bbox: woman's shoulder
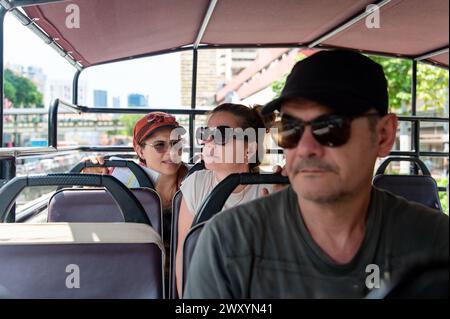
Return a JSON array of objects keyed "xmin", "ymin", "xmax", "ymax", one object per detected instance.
[
  {"xmin": 182, "ymin": 169, "xmax": 213, "ymax": 185},
  {"xmin": 180, "ymin": 169, "xmax": 213, "ymax": 214}
]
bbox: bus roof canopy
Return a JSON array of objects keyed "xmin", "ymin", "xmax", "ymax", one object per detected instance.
[{"xmin": 20, "ymin": 0, "xmax": 449, "ymax": 68}]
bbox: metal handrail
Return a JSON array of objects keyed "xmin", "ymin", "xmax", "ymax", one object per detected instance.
[
  {"xmin": 397, "ymin": 116, "xmax": 449, "ymax": 123},
  {"xmin": 48, "ymin": 99, "xmax": 209, "ymax": 148},
  {"xmin": 1, "ymin": 99, "xmax": 449, "ymax": 159}
]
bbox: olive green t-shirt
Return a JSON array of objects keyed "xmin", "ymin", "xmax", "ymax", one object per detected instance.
[{"xmin": 184, "ymin": 186, "xmax": 449, "ymax": 298}]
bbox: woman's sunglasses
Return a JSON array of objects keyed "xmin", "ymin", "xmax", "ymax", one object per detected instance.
[
  {"xmin": 271, "ymin": 112, "xmax": 379, "ymax": 148},
  {"xmin": 196, "ymin": 126, "xmax": 246, "ymax": 146},
  {"xmin": 143, "ymin": 139, "xmax": 183, "ymax": 153}
]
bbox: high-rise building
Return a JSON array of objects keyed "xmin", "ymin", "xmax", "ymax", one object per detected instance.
[
  {"xmin": 93, "ymin": 90, "xmax": 108, "ymax": 107},
  {"xmin": 112, "ymin": 96, "xmax": 121, "ymax": 108},
  {"xmin": 128, "ymin": 94, "xmax": 148, "ymax": 107},
  {"xmin": 180, "ymin": 49, "xmax": 258, "ymax": 107},
  {"xmin": 46, "ymin": 79, "xmax": 88, "ymax": 107},
  {"xmin": 26, "ymin": 66, "xmax": 47, "ymax": 95},
  {"xmin": 230, "ymin": 49, "xmax": 259, "ymax": 77}
]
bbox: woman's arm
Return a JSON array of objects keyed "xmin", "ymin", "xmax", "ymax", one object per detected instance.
[{"xmin": 176, "ymin": 198, "xmax": 195, "ymax": 297}]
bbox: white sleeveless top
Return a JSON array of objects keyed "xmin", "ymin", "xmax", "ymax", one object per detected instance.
[{"xmin": 180, "ymin": 170, "xmax": 273, "ymax": 216}]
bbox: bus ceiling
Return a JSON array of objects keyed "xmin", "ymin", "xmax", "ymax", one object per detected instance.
[{"xmin": 0, "ymin": 0, "xmax": 448, "ymax": 69}]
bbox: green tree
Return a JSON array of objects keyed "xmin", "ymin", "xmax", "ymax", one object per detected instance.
[
  {"xmin": 437, "ymin": 177, "xmax": 449, "ymax": 215},
  {"xmin": 369, "ymin": 57, "xmax": 412, "ymax": 112},
  {"xmin": 271, "ymin": 52, "xmax": 307, "ymax": 99},
  {"xmin": 370, "ymin": 57, "xmax": 449, "ymax": 115},
  {"xmin": 416, "ymin": 63, "xmax": 449, "ymax": 116},
  {"xmin": 4, "ymin": 81, "xmax": 16, "ymax": 103},
  {"xmin": 4, "ymin": 68, "xmax": 44, "ymax": 108},
  {"xmin": 119, "ymin": 114, "xmax": 142, "ymax": 136},
  {"xmin": 271, "ymin": 73, "xmax": 288, "ymax": 99}
]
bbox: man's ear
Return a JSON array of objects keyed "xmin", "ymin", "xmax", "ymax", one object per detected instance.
[{"xmin": 377, "ymin": 113, "xmax": 398, "ymax": 157}]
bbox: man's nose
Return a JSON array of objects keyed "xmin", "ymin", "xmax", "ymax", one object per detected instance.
[{"xmin": 293, "ymin": 126, "xmax": 324, "ymax": 158}]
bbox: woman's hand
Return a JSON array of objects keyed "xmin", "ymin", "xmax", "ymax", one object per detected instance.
[
  {"xmin": 80, "ymin": 156, "xmax": 109, "ymax": 174},
  {"xmin": 260, "ymin": 165, "xmax": 288, "ymax": 196}
]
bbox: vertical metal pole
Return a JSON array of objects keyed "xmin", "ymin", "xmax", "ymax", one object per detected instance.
[
  {"xmin": 0, "ymin": 8, "xmax": 16, "ymax": 221},
  {"xmin": 411, "ymin": 60, "xmax": 420, "ymax": 174},
  {"xmin": 0, "ymin": 7, "xmax": 6, "ymax": 148},
  {"xmin": 72, "ymin": 69, "xmax": 81, "ymax": 105},
  {"xmin": 48, "ymin": 99, "xmax": 59, "ymax": 147},
  {"xmin": 189, "ymin": 49, "xmax": 198, "ymax": 162},
  {"xmin": 0, "ymin": 157, "xmax": 16, "ymax": 222}
]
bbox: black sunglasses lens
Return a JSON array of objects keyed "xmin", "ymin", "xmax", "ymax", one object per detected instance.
[
  {"xmin": 272, "ymin": 114, "xmax": 353, "ymax": 148},
  {"xmin": 272, "ymin": 120, "xmax": 303, "ymax": 148},
  {"xmin": 311, "ymin": 116, "xmax": 351, "ymax": 147}
]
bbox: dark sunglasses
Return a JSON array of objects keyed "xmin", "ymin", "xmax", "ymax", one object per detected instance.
[
  {"xmin": 196, "ymin": 126, "xmax": 248, "ymax": 146},
  {"xmin": 143, "ymin": 139, "xmax": 183, "ymax": 153},
  {"xmin": 271, "ymin": 112, "xmax": 380, "ymax": 148}
]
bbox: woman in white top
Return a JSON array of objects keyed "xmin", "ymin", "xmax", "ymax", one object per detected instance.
[{"xmin": 176, "ymin": 103, "xmax": 275, "ymax": 296}]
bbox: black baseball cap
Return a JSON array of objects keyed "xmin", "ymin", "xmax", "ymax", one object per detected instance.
[{"xmin": 262, "ymin": 50, "xmax": 389, "ymax": 116}]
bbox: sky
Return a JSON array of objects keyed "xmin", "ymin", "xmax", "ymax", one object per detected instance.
[{"xmin": 4, "ymin": 13, "xmax": 182, "ymax": 108}]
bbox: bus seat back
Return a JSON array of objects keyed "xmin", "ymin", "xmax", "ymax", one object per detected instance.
[
  {"xmin": 48, "ymin": 188, "xmax": 163, "ymax": 235},
  {"xmin": 182, "ymin": 223, "xmax": 204, "ymax": 295},
  {"xmin": 0, "ymin": 223, "xmax": 164, "ymax": 299},
  {"xmin": 169, "ymin": 190, "xmax": 183, "ymax": 299}
]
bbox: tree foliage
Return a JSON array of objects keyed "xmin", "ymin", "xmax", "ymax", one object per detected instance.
[
  {"xmin": 4, "ymin": 81, "xmax": 16, "ymax": 103},
  {"xmin": 369, "ymin": 57, "xmax": 412, "ymax": 111},
  {"xmin": 4, "ymin": 69, "xmax": 44, "ymax": 108},
  {"xmin": 437, "ymin": 176, "xmax": 449, "ymax": 215},
  {"xmin": 271, "ymin": 53, "xmax": 307, "ymax": 99},
  {"xmin": 415, "ymin": 63, "xmax": 449, "ymax": 116},
  {"xmin": 119, "ymin": 114, "xmax": 142, "ymax": 137},
  {"xmin": 370, "ymin": 57, "xmax": 449, "ymax": 115}
]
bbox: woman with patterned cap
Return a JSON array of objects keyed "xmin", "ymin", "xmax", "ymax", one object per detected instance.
[{"xmin": 82, "ymin": 112, "xmax": 188, "ymax": 290}]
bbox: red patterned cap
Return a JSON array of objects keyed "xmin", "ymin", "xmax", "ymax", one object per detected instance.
[{"xmin": 133, "ymin": 112, "xmax": 180, "ymax": 148}]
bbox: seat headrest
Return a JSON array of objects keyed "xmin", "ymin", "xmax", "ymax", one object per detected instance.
[
  {"xmin": 373, "ymin": 175, "xmax": 442, "ymax": 211},
  {"xmin": 0, "ymin": 222, "xmax": 164, "ymax": 250},
  {"xmin": 47, "ymin": 188, "xmax": 162, "ymax": 235}
]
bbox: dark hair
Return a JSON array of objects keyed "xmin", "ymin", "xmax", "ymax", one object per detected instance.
[{"xmin": 209, "ymin": 103, "xmax": 275, "ymax": 172}]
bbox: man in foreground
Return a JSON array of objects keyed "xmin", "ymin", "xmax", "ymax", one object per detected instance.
[{"xmin": 183, "ymin": 50, "xmax": 449, "ymax": 298}]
